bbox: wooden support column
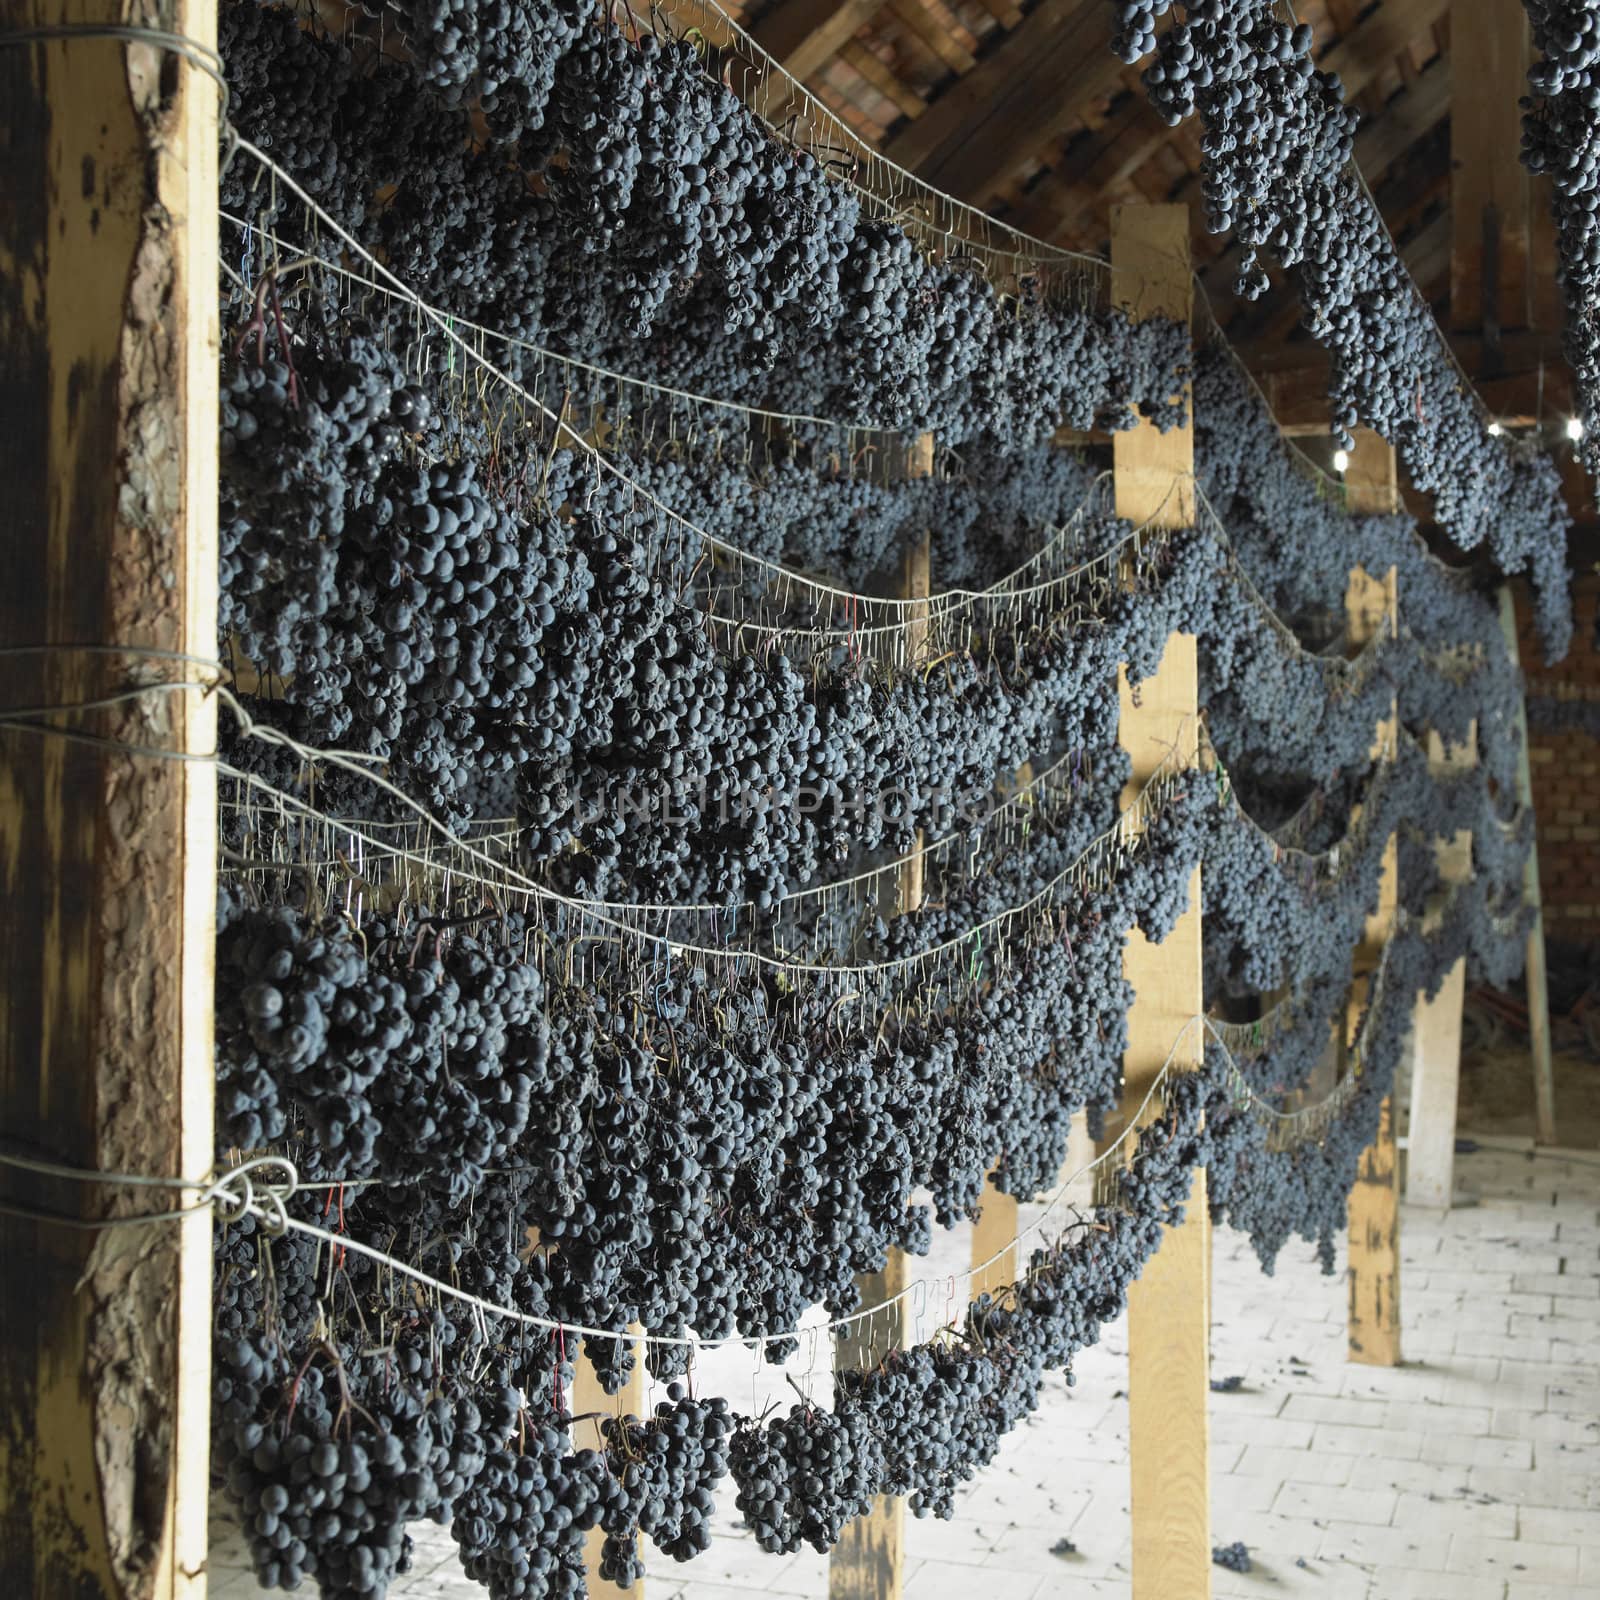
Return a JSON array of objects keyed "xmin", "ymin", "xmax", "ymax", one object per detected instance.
[
  {"xmin": 1348, "ymin": 1086, "xmax": 1402, "ymax": 1364},
  {"xmin": 971, "ymin": 1172, "xmax": 1018, "ymax": 1300},
  {"xmin": 828, "ymin": 1250, "xmax": 906, "ymax": 1600},
  {"xmin": 972, "ymin": 755, "xmax": 1027, "ymax": 1302},
  {"xmin": 829, "ymin": 432, "xmax": 932, "ymax": 1600},
  {"xmin": 1407, "ymin": 962, "xmax": 1468, "ymax": 1208},
  {"xmin": 1406, "ymin": 729, "xmax": 1477, "ymax": 1209},
  {"xmin": 1111, "ymin": 203, "xmax": 1210, "ymax": 1600},
  {"xmin": 1498, "ymin": 590, "xmax": 1558, "ymax": 1146},
  {"xmin": 1343, "ymin": 432, "xmax": 1402, "ymax": 1368},
  {"xmin": 0, "ymin": 7, "xmax": 219, "ymax": 1598},
  {"xmin": 575, "ymin": 1332, "xmax": 648, "ymax": 1597}
]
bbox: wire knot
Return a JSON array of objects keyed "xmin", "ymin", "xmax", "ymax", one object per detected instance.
[{"xmin": 201, "ymin": 1153, "xmax": 299, "ymax": 1236}]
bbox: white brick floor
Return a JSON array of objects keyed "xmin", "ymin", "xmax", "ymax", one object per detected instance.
[{"xmin": 210, "ymin": 1143, "xmax": 1600, "ymax": 1600}]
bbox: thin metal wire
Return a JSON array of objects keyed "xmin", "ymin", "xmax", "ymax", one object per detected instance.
[
  {"xmin": 215, "ymin": 701, "xmax": 1197, "ymax": 979},
  {"xmin": 227, "ymin": 142, "xmax": 1118, "ymax": 633},
  {"xmin": 646, "ymin": 0, "xmax": 1109, "ymax": 280},
  {"xmin": 220, "ymin": 731, "xmax": 1100, "ymax": 927},
  {"xmin": 0, "ymin": 965, "xmax": 1400, "ymax": 1346},
  {"xmin": 22, "ymin": 671, "xmax": 1166, "ymax": 985},
  {"xmin": 218, "ymin": 209, "xmax": 901, "ymax": 439}
]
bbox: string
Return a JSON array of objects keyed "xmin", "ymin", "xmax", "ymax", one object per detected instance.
[
  {"xmin": 0, "ymin": 951, "xmax": 1404, "ymax": 1351},
  {"xmin": 0, "ymin": 1025, "xmax": 1188, "ymax": 1347},
  {"xmin": 1209, "ymin": 728, "xmax": 1399, "ymax": 874},
  {"xmin": 1190, "ymin": 303, "xmax": 1481, "ymax": 599},
  {"xmin": 214, "ymin": 713, "xmax": 1197, "ymax": 979},
  {"xmin": 224, "ymin": 145, "xmax": 1136, "ymax": 639},
  {"xmin": 219, "ymin": 730, "xmax": 1101, "ymax": 926},
  {"xmin": 0, "ymin": 673, "xmax": 1195, "ymax": 977},
  {"xmin": 0, "ymin": 643, "xmax": 224, "ymax": 670},
  {"xmin": 0, "ymin": 1151, "xmax": 297, "ymax": 1234},
  {"xmin": 223, "ymin": 144, "xmax": 1482, "ymax": 667},
  {"xmin": 1269, "ymin": 0, "xmax": 1497, "ymax": 425},
  {"xmin": 646, "ymin": 0, "xmax": 1107, "ymax": 281},
  {"xmin": 217, "ymin": 208, "xmax": 899, "ymax": 439}
]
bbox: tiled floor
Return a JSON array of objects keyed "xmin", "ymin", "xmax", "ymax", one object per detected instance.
[{"xmin": 210, "ymin": 1141, "xmax": 1600, "ymax": 1600}]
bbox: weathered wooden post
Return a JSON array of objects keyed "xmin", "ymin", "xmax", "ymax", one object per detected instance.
[
  {"xmin": 0, "ymin": 6, "xmax": 220, "ymax": 1596},
  {"xmin": 1343, "ymin": 432, "xmax": 1402, "ymax": 1368},
  {"xmin": 1111, "ymin": 201, "xmax": 1211, "ymax": 1600},
  {"xmin": 828, "ymin": 430, "xmax": 933, "ymax": 1600}
]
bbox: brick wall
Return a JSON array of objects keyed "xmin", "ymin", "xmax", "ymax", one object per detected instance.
[{"xmin": 1516, "ymin": 574, "xmax": 1600, "ymax": 940}]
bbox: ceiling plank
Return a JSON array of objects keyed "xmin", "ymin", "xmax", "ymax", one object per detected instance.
[
  {"xmin": 882, "ymin": 0, "xmax": 1117, "ymax": 197},
  {"xmin": 751, "ymin": 0, "xmax": 888, "ymax": 81},
  {"xmin": 1015, "ymin": 89, "xmax": 1170, "ymax": 243},
  {"xmin": 1402, "ymin": 207, "xmax": 1453, "ymax": 299}
]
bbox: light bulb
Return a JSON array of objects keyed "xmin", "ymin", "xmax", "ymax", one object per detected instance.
[
  {"xmin": 1567, "ymin": 416, "xmax": 1585, "ymax": 440},
  {"xmin": 1487, "ymin": 421, "xmax": 1504, "ymax": 437},
  {"xmin": 1332, "ymin": 448, "xmax": 1350, "ymax": 474}
]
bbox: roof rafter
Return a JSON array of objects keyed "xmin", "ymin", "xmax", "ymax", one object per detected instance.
[
  {"xmin": 751, "ymin": 0, "xmax": 888, "ymax": 82},
  {"xmin": 882, "ymin": 0, "xmax": 1116, "ymax": 200}
]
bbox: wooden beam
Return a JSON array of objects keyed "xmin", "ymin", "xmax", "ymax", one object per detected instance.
[
  {"xmin": 839, "ymin": 39, "xmax": 927, "ymax": 120},
  {"xmin": 1347, "ymin": 1089, "xmax": 1403, "ymax": 1366},
  {"xmin": 0, "ymin": 5, "xmax": 219, "ymax": 1597},
  {"xmin": 1498, "ymin": 589, "xmax": 1557, "ymax": 1146},
  {"xmin": 884, "ymin": 0, "xmax": 975, "ymax": 76},
  {"xmin": 1406, "ymin": 960, "xmax": 1468, "ymax": 1207},
  {"xmin": 1450, "ymin": 0, "xmax": 1532, "ymax": 340},
  {"xmin": 829, "ymin": 1255, "xmax": 907, "ymax": 1600},
  {"xmin": 830, "ymin": 433, "xmax": 931, "ymax": 1600},
  {"xmin": 1343, "ymin": 434, "xmax": 1402, "ymax": 1369},
  {"xmin": 1406, "ymin": 727, "xmax": 1476, "ymax": 1209},
  {"xmin": 967, "ymin": 0, "xmax": 1022, "ymax": 28},
  {"xmin": 971, "ymin": 753, "xmax": 1031, "ymax": 1300},
  {"xmin": 971, "ymin": 1166, "xmax": 1018, "ymax": 1300},
  {"xmin": 752, "ymin": 0, "xmax": 887, "ymax": 82},
  {"xmin": 1319, "ymin": 0, "xmax": 1450, "ymax": 84},
  {"xmin": 883, "ymin": 0, "xmax": 1118, "ymax": 202},
  {"xmin": 574, "ymin": 1332, "xmax": 648, "ymax": 1598},
  {"xmin": 1112, "ymin": 203, "xmax": 1210, "ymax": 1600}
]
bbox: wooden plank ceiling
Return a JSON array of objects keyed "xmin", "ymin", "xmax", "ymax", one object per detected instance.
[{"xmin": 729, "ymin": 0, "xmax": 1576, "ymax": 443}]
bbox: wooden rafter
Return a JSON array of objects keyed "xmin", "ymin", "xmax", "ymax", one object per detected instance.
[
  {"xmin": 882, "ymin": 0, "xmax": 1116, "ymax": 197},
  {"xmin": 884, "ymin": 0, "xmax": 975, "ymax": 77},
  {"xmin": 752, "ymin": 0, "xmax": 888, "ymax": 82}
]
